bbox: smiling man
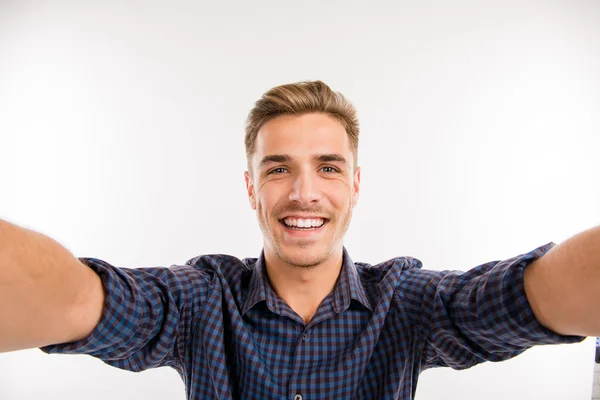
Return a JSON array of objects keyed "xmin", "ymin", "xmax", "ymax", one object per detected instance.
[
  {"xmin": 0, "ymin": 80, "xmax": 597, "ymax": 400},
  {"xmin": 244, "ymin": 110, "xmax": 360, "ymax": 325}
]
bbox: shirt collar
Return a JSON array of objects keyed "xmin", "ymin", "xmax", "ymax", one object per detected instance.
[{"xmin": 241, "ymin": 247, "xmax": 373, "ymax": 317}]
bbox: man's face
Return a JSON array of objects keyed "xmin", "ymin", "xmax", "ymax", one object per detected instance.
[{"xmin": 244, "ymin": 113, "xmax": 360, "ymax": 269}]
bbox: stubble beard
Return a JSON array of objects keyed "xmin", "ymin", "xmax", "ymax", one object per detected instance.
[{"xmin": 262, "ymin": 207, "xmax": 353, "ymax": 270}]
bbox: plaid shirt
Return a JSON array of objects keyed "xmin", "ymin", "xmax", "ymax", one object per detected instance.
[{"xmin": 41, "ymin": 242, "xmax": 584, "ymax": 399}]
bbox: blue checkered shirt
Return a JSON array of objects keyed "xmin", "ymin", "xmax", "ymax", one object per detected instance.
[{"xmin": 41, "ymin": 242, "xmax": 584, "ymax": 399}]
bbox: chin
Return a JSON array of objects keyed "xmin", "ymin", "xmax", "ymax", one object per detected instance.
[{"xmin": 276, "ymin": 243, "xmax": 332, "ymax": 269}]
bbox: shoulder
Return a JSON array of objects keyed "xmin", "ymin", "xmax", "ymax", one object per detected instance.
[
  {"xmin": 355, "ymin": 255, "xmax": 427, "ymax": 287},
  {"xmin": 355, "ymin": 255, "xmax": 464, "ymax": 304},
  {"xmin": 353, "ymin": 255, "xmax": 450, "ymax": 309},
  {"xmin": 183, "ymin": 253, "xmax": 257, "ymax": 291}
]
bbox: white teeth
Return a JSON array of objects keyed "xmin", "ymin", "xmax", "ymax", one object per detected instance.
[{"xmin": 283, "ymin": 217, "xmax": 325, "ymax": 228}]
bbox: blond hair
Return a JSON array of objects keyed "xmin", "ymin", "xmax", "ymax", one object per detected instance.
[{"xmin": 244, "ymin": 80, "xmax": 359, "ymax": 171}]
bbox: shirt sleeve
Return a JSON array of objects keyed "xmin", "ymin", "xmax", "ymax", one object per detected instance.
[
  {"xmin": 406, "ymin": 242, "xmax": 586, "ymax": 370},
  {"xmin": 39, "ymin": 257, "xmax": 215, "ymax": 373}
]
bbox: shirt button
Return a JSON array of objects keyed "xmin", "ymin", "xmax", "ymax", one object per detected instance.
[
  {"xmin": 301, "ymin": 333, "xmax": 308, "ymax": 341},
  {"xmin": 294, "ymin": 394, "xmax": 303, "ymax": 400}
]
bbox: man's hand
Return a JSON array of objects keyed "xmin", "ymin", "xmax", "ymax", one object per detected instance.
[
  {"xmin": 0, "ymin": 219, "xmax": 105, "ymax": 352},
  {"xmin": 524, "ymin": 225, "xmax": 600, "ymax": 337}
]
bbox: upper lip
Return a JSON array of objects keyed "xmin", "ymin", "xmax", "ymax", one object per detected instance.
[{"xmin": 280, "ymin": 215, "xmax": 328, "ymax": 220}]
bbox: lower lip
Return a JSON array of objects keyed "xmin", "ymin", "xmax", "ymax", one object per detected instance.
[{"xmin": 280, "ymin": 220, "xmax": 328, "ymax": 238}]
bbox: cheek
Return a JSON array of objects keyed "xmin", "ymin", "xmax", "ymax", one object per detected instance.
[
  {"xmin": 329, "ymin": 182, "xmax": 354, "ymax": 207},
  {"xmin": 255, "ymin": 192, "xmax": 275, "ymax": 218},
  {"xmin": 256, "ymin": 197, "xmax": 269, "ymax": 214},
  {"xmin": 258, "ymin": 183, "xmax": 286, "ymax": 210}
]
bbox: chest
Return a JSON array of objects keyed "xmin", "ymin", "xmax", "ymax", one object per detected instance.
[{"xmin": 184, "ymin": 295, "xmax": 422, "ymax": 400}]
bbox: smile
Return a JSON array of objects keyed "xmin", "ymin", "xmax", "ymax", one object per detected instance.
[
  {"xmin": 279, "ymin": 217, "xmax": 329, "ymax": 236},
  {"xmin": 282, "ymin": 217, "xmax": 326, "ymax": 229}
]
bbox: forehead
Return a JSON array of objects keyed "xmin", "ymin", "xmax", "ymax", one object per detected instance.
[{"xmin": 254, "ymin": 113, "xmax": 351, "ymax": 161}]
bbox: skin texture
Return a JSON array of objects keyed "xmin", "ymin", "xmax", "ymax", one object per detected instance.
[
  {"xmin": 244, "ymin": 112, "xmax": 360, "ymax": 323},
  {"xmin": 524, "ymin": 225, "xmax": 600, "ymax": 336}
]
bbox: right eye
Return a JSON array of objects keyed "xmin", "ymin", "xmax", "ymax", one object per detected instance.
[{"xmin": 269, "ymin": 167, "xmax": 288, "ymax": 175}]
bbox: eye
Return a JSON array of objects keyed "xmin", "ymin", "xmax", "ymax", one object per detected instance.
[
  {"xmin": 269, "ymin": 167, "xmax": 288, "ymax": 175},
  {"xmin": 321, "ymin": 166, "xmax": 339, "ymax": 173}
]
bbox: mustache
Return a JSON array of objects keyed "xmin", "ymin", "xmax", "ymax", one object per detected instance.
[{"xmin": 274, "ymin": 204, "xmax": 331, "ymax": 219}]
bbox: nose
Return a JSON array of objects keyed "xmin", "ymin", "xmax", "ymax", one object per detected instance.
[{"xmin": 288, "ymin": 170, "xmax": 321, "ymax": 205}]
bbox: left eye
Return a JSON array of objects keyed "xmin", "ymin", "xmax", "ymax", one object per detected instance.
[{"xmin": 322, "ymin": 166, "xmax": 338, "ymax": 173}]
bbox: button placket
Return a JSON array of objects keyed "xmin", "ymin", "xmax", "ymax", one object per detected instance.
[{"xmin": 293, "ymin": 394, "xmax": 303, "ymax": 400}]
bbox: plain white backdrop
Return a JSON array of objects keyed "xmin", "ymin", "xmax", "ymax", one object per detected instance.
[{"xmin": 1, "ymin": 0, "xmax": 599, "ymax": 399}]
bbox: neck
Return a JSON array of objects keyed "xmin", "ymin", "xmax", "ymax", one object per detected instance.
[{"xmin": 263, "ymin": 246, "xmax": 344, "ymax": 324}]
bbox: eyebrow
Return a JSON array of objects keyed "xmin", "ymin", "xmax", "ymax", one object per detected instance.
[{"xmin": 258, "ymin": 153, "xmax": 350, "ymax": 169}]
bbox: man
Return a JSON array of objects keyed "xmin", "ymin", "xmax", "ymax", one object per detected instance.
[{"xmin": 0, "ymin": 80, "xmax": 594, "ymax": 399}]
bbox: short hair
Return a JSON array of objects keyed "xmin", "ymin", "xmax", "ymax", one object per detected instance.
[{"xmin": 244, "ymin": 80, "xmax": 359, "ymax": 171}]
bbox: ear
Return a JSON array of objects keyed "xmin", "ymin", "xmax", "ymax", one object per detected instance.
[
  {"xmin": 352, "ymin": 166, "xmax": 361, "ymax": 208},
  {"xmin": 244, "ymin": 170, "xmax": 257, "ymax": 210}
]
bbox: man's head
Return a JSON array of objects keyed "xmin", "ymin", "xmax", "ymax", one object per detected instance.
[{"xmin": 244, "ymin": 80, "xmax": 361, "ymax": 269}]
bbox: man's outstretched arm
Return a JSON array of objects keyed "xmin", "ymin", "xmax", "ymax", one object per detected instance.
[
  {"xmin": 0, "ymin": 218, "xmax": 105, "ymax": 352},
  {"xmin": 525, "ymin": 225, "xmax": 600, "ymax": 337}
]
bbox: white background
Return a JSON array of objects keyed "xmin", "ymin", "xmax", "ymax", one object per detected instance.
[{"xmin": 1, "ymin": 0, "xmax": 599, "ymax": 399}]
